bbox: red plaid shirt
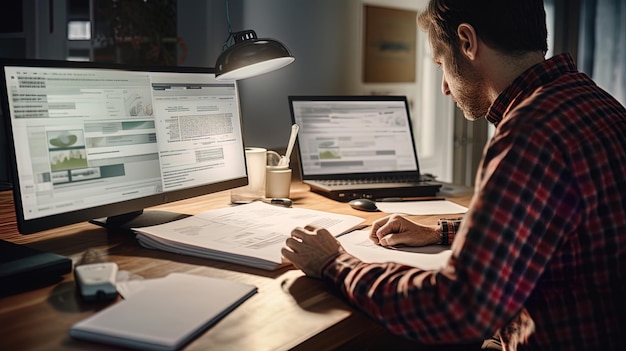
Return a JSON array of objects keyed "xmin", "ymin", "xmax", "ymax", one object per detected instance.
[{"xmin": 322, "ymin": 54, "xmax": 626, "ymax": 350}]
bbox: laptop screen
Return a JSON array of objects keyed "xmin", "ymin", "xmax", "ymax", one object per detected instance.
[{"xmin": 289, "ymin": 96, "xmax": 420, "ymax": 178}]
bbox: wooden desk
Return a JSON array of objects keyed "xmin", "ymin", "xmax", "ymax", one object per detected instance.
[{"xmin": 0, "ymin": 182, "xmax": 472, "ymax": 350}]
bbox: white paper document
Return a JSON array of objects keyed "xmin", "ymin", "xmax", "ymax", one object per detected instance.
[
  {"xmin": 375, "ymin": 200, "xmax": 468, "ymax": 216},
  {"xmin": 134, "ymin": 201, "xmax": 365, "ymax": 270},
  {"xmin": 70, "ymin": 273, "xmax": 257, "ymax": 351},
  {"xmin": 338, "ymin": 230, "xmax": 452, "ymax": 270}
]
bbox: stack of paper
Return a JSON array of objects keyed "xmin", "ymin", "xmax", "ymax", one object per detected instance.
[
  {"xmin": 70, "ymin": 273, "xmax": 257, "ymax": 351},
  {"xmin": 134, "ymin": 202, "xmax": 365, "ymax": 270}
]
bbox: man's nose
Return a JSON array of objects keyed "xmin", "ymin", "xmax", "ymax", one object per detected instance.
[{"xmin": 441, "ymin": 76, "xmax": 451, "ymax": 96}]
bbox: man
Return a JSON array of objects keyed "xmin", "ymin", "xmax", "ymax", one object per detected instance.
[{"xmin": 281, "ymin": 0, "xmax": 626, "ymax": 350}]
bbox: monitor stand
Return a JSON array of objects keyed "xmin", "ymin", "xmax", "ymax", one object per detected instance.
[{"xmin": 89, "ymin": 210, "xmax": 191, "ymax": 231}]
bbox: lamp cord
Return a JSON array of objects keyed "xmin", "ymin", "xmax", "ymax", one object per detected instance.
[{"xmin": 222, "ymin": 0, "xmax": 235, "ymax": 51}]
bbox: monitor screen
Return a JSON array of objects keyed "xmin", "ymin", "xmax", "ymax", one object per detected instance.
[{"xmin": 1, "ymin": 59, "xmax": 248, "ymax": 234}]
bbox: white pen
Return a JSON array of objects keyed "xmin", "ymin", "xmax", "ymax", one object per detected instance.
[{"xmin": 278, "ymin": 124, "xmax": 299, "ymax": 167}]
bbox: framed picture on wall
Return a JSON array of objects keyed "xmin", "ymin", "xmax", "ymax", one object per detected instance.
[{"xmin": 363, "ymin": 5, "xmax": 417, "ymax": 83}]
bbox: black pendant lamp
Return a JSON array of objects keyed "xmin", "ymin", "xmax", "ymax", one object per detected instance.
[{"xmin": 215, "ymin": 29, "xmax": 295, "ymax": 81}]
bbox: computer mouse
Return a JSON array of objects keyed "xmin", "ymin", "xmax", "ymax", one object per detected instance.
[{"xmin": 348, "ymin": 198, "xmax": 379, "ymax": 212}]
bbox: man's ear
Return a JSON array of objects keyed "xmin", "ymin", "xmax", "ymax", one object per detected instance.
[{"xmin": 457, "ymin": 23, "xmax": 478, "ymax": 60}]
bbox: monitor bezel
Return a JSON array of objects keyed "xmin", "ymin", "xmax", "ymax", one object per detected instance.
[{"xmin": 0, "ymin": 58, "xmax": 248, "ymax": 234}]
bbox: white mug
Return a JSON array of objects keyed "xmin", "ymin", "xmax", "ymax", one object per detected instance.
[{"xmin": 230, "ymin": 147, "xmax": 268, "ymax": 204}]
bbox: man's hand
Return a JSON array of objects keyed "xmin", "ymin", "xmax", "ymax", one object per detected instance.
[
  {"xmin": 281, "ymin": 225, "xmax": 345, "ymax": 278},
  {"xmin": 370, "ymin": 214, "xmax": 440, "ymax": 247}
]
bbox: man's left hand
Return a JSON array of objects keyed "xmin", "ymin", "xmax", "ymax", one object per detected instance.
[{"xmin": 282, "ymin": 225, "xmax": 345, "ymax": 278}]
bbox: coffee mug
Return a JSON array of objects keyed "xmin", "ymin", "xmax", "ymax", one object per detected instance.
[{"xmin": 230, "ymin": 147, "xmax": 268, "ymax": 204}]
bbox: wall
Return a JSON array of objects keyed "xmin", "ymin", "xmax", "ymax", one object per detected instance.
[
  {"xmin": 177, "ymin": 1, "xmax": 227, "ymax": 69},
  {"xmin": 238, "ymin": 0, "xmax": 351, "ymax": 149},
  {"xmin": 238, "ymin": 0, "xmax": 453, "ymax": 181}
]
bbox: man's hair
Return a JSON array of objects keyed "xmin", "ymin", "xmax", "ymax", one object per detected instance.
[{"xmin": 417, "ymin": 0, "xmax": 548, "ymax": 57}]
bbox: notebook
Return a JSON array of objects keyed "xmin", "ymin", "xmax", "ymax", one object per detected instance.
[
  {"xmin": 70, "ymin": 273, "xmax": 257, "ymax": 351},
  {"xmin": 288, "ymin": 96, "xmax": 441, "ymax": 202}
]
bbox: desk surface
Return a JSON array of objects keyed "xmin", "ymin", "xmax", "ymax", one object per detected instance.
[{"xmin": 0, "ymin": 182, "xmax": 472, "ymax": 351}]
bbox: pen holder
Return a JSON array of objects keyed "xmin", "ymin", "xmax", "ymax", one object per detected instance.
[
  {"xmin": 265, "ymin": 148, "xmax": 291, "ymax": 198},
  {"xmin": 266, "ymin": 165, "xmax": 292, "ymax": 199}
]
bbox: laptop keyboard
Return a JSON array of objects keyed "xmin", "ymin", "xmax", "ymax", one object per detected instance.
[{"xmin": 317, "ymin": 176, "xmax": 423, "ymax": 186}]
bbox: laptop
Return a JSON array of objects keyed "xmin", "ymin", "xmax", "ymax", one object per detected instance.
[{"xmin": 288, "ymin": 95, "xmax": 441, "ymax": 202}]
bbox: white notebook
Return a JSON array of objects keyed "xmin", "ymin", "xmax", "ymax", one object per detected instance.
[{"xmin": 70, "ymin": 273, "xmax": 257, "ymax": 351}]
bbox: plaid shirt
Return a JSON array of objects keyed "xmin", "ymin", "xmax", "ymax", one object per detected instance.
[{"xmin": 322, "ymin": 54, "xmax": 626, "ymax": 349}]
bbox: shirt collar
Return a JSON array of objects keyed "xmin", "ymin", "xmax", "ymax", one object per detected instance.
[{"xmin": 486, "ymin": 53, "xmax": 578, "ymax": 125}]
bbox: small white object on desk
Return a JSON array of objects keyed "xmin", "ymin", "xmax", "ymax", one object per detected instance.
[{"xmin": 74, "ymin": 262, "xmax": 119, "ymax": 301}]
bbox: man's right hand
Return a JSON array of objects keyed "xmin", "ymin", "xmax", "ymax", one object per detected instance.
[{"xmin": 370, "ymin": 214, "xmax": 441, "ymax": 247}]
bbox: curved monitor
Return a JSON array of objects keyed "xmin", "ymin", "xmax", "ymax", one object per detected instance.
[{"xmin": 1, "ymin": 59, "xmax": 248, "ymax": 234}]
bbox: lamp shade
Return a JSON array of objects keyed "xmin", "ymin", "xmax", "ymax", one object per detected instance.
[{"xmin": 215, "ymin": 30, "xmax": 295, "ymax": 81}]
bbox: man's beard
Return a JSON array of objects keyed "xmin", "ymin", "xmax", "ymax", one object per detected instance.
[{"xmin": 450, "ymin": 56, "xmax": 492, "ymax": 121}]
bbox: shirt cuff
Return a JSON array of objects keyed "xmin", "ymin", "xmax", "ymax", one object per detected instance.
[{"xmin": 437, "ymin": 218, "xmax": 462, "ymax": 245}]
